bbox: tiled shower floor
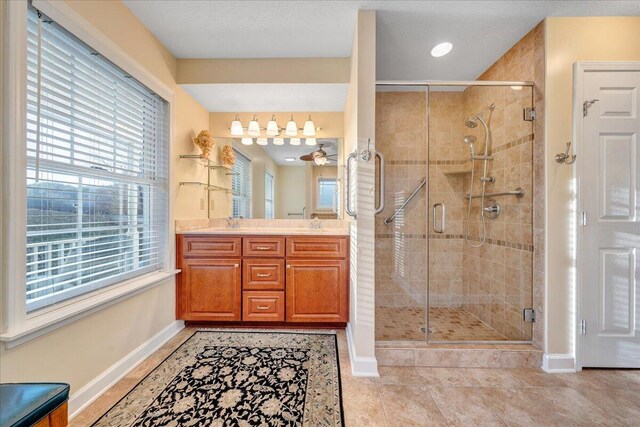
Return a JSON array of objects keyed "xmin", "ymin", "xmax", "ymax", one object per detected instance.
[{"xmin": 376, "ymin": 306, "xmax": 509, "ymax": 341}]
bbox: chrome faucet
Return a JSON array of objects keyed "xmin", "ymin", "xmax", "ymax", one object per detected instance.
[
  {"xmin": 227, "ymin": 216, "xmax": 241, "ymax": 229},
  {"xmin": 309, "ymin": 217, "xmax": 323, "ymax": 230}
]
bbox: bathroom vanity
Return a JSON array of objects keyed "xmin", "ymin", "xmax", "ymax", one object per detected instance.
[{"xmin": 176, "ymin": 229, "xmax": 349, "ymax": 326}]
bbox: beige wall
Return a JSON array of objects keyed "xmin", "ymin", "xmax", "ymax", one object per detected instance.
[
  {"xmin": 210, "ymin": 112, "xmax": 344, "ymax": 139},
  {"xmin": 178, "ymin": 57, "xmax": 350, "ymax": 84},
  {"xmin": 276, "ymin": 166, "xmax": 307, "ymax": 219},
  {"xmin": 0, "ymin": 0, "xmax": 210, "ymax": 398},
  {"xmin": 231, "ymin": 140, "xmax": 279, "ymax": 219},
  {"xmin": 544, "ymin": 17, "xmax": 640, "ymax": 354}
]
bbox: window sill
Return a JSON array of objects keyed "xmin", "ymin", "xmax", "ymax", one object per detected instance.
[{"xmin": 0, "ymin": 269, "xmax": 180, "ymax": 349}]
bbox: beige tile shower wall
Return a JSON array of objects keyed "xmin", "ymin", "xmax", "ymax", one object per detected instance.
[
  {"xmin": 427, "ymin": 91, "xmax": 466, "ymax": 308},
  {"xmin": 462, "ymin": 22, "xmax": 545, "ymax": 342},
  {"xmin": 375, "ymin": 92, "xmax": 428, "ymax": 310}
]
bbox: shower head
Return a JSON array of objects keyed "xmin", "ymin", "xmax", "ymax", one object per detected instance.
[
  {"xmin": 465, "ymin": 103, "xmax": 496, "ymax": 128},
  {"xmin": 465, "ymin": 119, "xmax": 478, "ymax": 128}
]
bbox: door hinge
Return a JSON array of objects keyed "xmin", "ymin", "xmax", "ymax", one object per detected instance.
[
  {"xmin": 523, "ymin": 107, "xmax": 535, "ymax": 121},
  {"xmin": 523, "ymin": 308, "xmax": 536, "ymax": 322},
  {"xmin": 581, "ymin": 211, "xmax": 587, "ymax": 226},
  {"xmin": 583, "ymin": 99, "xmax": 599, "ymax": 117},
  {"xmin": 580, "ymin": 319, "xmax": 587, "ymax": 335}
]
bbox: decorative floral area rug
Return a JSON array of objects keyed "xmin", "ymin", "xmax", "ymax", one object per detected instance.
[{"xmin": 93, "ymin": 330, "xmax": 344, "ymax": 426}]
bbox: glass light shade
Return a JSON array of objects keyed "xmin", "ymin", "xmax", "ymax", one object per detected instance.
[
  {"xmin": 314, "ymin": 155, "xmax": 327, "ymax": 166},
  {"xmin": 304, "ymin": 138, "xmax": 317, "ymax": 146},
  {"xmin": 285, "ymin": 116, "xmax": 298, "ymax": 136},
  {"xmin": 241, "ymin": 138, "xmax": 253, "ymax": 145},
  {"xmin": 303, "ymin": 115, "xmax": 316, "ymax": 136},
  {"xmin": 266, "ymin": 115, "xmax": 279, "ymax": 136},
  {"xmin": 256, "ymin": 138, "xmax": 268, "ymax": 146},
  {"xmin": 430, "ymin": 42, "xmax": 453, "ymax": 57},
  {"xmin": 230, "ymin": 116, "xmax": 244, "ymax": 136},
  {"xmin": 248, "ymin": 115, "xmax": 260, "ymax": 137},
  {"xmin": 273, "ymin": 138, "xmax": 284, "ymax": 145},
  {"xmin": 289, "ymin": 138, "xmax": 300, "ymax": 146}
]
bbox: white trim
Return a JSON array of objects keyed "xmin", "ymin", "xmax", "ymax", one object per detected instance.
[
  {"xmin": 542, "ymin": 353, "xmax": 576, "ymax": 373},
  {"xmin": 0, "ymin": 270, "xmax": 179, "ymax": 348},
  {"xmin": 346, "ymin": 323, "xmax": 379, "ymax": 377},
  {"xmin": 31, "ymin": 0, "xmax": 174, "ymax": 102},
  {"xmin": 572, "ymin": 61, "xmax": 640, "ymax": 370},
  {"xmin": 68, "ymin": 320, "xmax": 185, "ymax": 418}
]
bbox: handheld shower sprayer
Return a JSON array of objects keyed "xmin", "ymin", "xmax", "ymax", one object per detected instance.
[{"xmin": 463, "ymin": 135, "xmax": 476, "ymax": 157}]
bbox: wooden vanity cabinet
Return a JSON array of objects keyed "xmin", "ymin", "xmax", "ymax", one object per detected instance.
[{"xmin": 176, "ymin": 234, "xmax": 349, "ymax": 325}]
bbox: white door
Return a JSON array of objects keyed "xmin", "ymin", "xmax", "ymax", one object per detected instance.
[{"xmin": 579, "ymin": 66, "xmax": 640, "ymax": 368}]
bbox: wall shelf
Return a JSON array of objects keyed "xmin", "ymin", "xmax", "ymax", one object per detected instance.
[
  {"xmin": 443, "ymin": 169, "xmax": 472, "ymax": 176},
  {"xmin": 179, "ymin": 152, "xmax": 235, "ymax": 218},
  {"xmin": 179, "ymin": 181, "xmax": 233, "ymax": 193}
]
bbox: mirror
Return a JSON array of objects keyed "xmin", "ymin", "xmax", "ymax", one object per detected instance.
[{"xmin": 216, "ymin": 138, "xmax": 343, "ymax": 219}]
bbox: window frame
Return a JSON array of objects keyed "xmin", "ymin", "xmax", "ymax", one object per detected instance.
[
  {"xmin": 0, "ymin": 0, "xmax": 177, "ymax": 347},
  {"xmin": 231, "ymin": 149, "xmax": 252, "ymax": 219}
]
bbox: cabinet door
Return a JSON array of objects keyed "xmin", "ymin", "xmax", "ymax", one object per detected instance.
[
  {"xmin": 285, "ymin": 259, "xmax": 348, "ymax": 323},
  {"xmin": 179, "ymin": 258, "xmax": 241, "ymax": 321}
]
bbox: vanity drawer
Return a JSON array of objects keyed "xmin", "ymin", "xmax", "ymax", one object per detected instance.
[
  {"xmin": 286, "ymin": 237, "xmax": 348, "ymax": 259},
  {"xmin": 243, "ymin": 259, "xmax": 285, "ymax": 290},
  {"xmin": 242, "ymin": 291, "xmax": 285, "ymax": 321},
  {"xmin": 243, "ymin": 237, "xmax": 285, "ymax": 257},
  {"xmin": 180, "ymin": 236, "xmax": 241, "ymax": 258}
]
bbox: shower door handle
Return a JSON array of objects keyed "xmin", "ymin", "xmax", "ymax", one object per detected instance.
[
  {"xmin": 375, "ymin": 150, "xmax": 385, "ymax": 214},
  {"xmin": 345, "ymin": 152, "xmax": 357, "ymax": 218},
  {"xmin": 432, "ymin": 203, "xmax": 445, "ymax": 234}
]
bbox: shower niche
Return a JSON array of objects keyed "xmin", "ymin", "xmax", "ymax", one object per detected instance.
[{"xmin": 375, "ymin": 83, "xmax": 534, "ymax": 343}]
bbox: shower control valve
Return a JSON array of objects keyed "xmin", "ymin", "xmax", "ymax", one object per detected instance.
[
  {"xmin": 480, "ymin": 176, "xmax": 495, "ymax": 183},
  {"xmin": 482, "ymin": 200, "xmax": 500, "ymax": 219}
]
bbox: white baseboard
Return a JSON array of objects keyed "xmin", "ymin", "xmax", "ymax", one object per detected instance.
[
  {"xmin": 345, "ymin": 323, "xmax": 379, "ymax": 377},
  {"xmin": 542, "ymin": 353, "xmax": 576, "ymax": 373},
  {"xmin": 69, "ymin": 320, "xmax": 185, "ymax": 418}
]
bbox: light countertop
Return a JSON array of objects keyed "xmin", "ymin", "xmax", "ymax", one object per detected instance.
[{"xmin": 176, "ymin": 227, "xmax": 349, "ymax": 236}]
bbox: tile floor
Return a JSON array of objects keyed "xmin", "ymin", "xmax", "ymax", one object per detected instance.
[
  {"xmin": 376, "ymin": 306, "xmax": 509, "ymax": 341},
  {"xmin": 72, "ymin": 328, "xmax": 640, "ymax": 427}
]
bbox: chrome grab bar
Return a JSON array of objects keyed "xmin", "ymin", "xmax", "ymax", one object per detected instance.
[
  {"xmin": 383, "ymin": 178, "xmax": 426, "ymax": 225},
  {"xmin": 465, "ymin": 187, "xmax": 525, "ymax": 200},
  {"xmin": 432, "ymin": 203, "xmax": 445, "ymax": 234},
  {"xmin": 345, "ymin": 152, "xmax": 357, "ymax": 218},
  {"xmin": 375, "ymin": 151, "xmax": 385, "ymax": 214}
]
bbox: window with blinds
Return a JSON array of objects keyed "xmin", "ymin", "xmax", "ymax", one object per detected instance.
[
  {"xmin": 317, "ymin": 178, "xmax": 338, "ymax": 211},
  {"xmin": 265, "ymin": 172, "xmax": 274, "ymax": 219},
  {"xmin": 25, "ymin": 6, "xmax": 169, "ymax": 312},
  {"xmin": 232, "ymin": 149, "xmax": 251, "ymax": 218}
]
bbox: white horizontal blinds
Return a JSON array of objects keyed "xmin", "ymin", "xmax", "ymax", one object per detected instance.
[
  {"xmin": 265, "ymin": 172, "xmax": 274, "ymax": 219},
  {"xmin": 232, "ymin": 149, "xmax": 251, "ymax": 218},
  {"xmin": 25, "ymin": 6, "xmax": 169, "ymax": 312},
  {"xmin": 318, "ymin": 178, "xmax": 337, "ymax": 210}
]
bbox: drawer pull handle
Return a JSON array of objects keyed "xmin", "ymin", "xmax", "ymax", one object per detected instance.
[
  {"xmin": 256, "ymin": 273, "xmax": 271, "ymax": 277},
  {"xmin": 255, "ymin": 246, "xmax": 272, "ymax": 250},
  {"xmin": 286, "ymin": 265, "xmax": 291, "ymax": 269},
  {"xmin": 234, "ymin": 263, "xmax": 239, "ymax": 268},
  {"xmin": 256, "ymin": 305, "xmax": 271, "ymax": 310}
]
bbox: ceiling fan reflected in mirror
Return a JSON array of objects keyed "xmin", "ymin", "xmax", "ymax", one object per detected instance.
[{"xmin": 299, "ymin": 144, "xmax": 337, "ymax": 166}]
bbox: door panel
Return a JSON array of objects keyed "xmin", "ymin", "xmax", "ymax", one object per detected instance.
[
  {"xmin": 285, "ymin": 259, "xmax": 348, "ymax": 322},
  {"xmin": 580, "ymin": 68, "xmax": 640, "ymax": 367},
  {"xmin": 181, "ymin": 258, "xmax": 241, "ymax": 321}
]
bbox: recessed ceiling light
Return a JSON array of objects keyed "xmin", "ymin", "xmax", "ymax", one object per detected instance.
[
  {"xmin": 285, "ymin": 157, "xmax": 296, "ymax": 162},
  {"xmin": 430, "ymin": 42, "xmax": 453, "ymax": 58}
]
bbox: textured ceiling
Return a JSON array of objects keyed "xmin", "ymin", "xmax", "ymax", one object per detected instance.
[
  {"xmin": 180, "ymin": 84, "xmax": 348, "ymax": 112},
  {"xmin": 124, "ymin": 1, "xmax": 640, "ymax": 80}
]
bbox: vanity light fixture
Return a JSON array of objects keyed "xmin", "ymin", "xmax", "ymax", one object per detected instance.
[
  {"xmin": 290, "ymin": 138, "xmax": 301, "ymax": 146},
  {"xmin": 247, "ymin": 115, "xmax": 260, "ymax": 137},
  {"xmin": 266, "ymin": 114, "xmax": 279, "ymax": 136},
  {"xmin": 230, "ymin": 115, "xmax": 244, "ymax": 136},
  {"xmin": 273, "ymin": 138, "xmax": 284, "ymax": 145},
  {"xmin": 285, "ymin": 115, "xmax": 298, "ymax": 136},
  {"xmin": 303, "ymin": 114, "xmax": 316, "ymax": 136},
  {"xmin": 284, "ymin": 157, "xmax": 296, "ymax": 162},
  {"xmin": 256, "ymin": 138, "xmax": 268, "ymax": 146},
  {"xmin": 430, "ymin": 42, "xmax": 453, "ymax": 58},
  {"xmin": 241, "ymin": 137, "xmax": 253, "ymax": 145},
  {"xmin": 305, "ymin": 138, "xmax": 317, "ymax": 146}
]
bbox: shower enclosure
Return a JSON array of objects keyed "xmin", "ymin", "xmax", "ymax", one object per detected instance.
[{"xmin": 375, "ymin": 81, "xmax": 534, "ymax": 343}]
